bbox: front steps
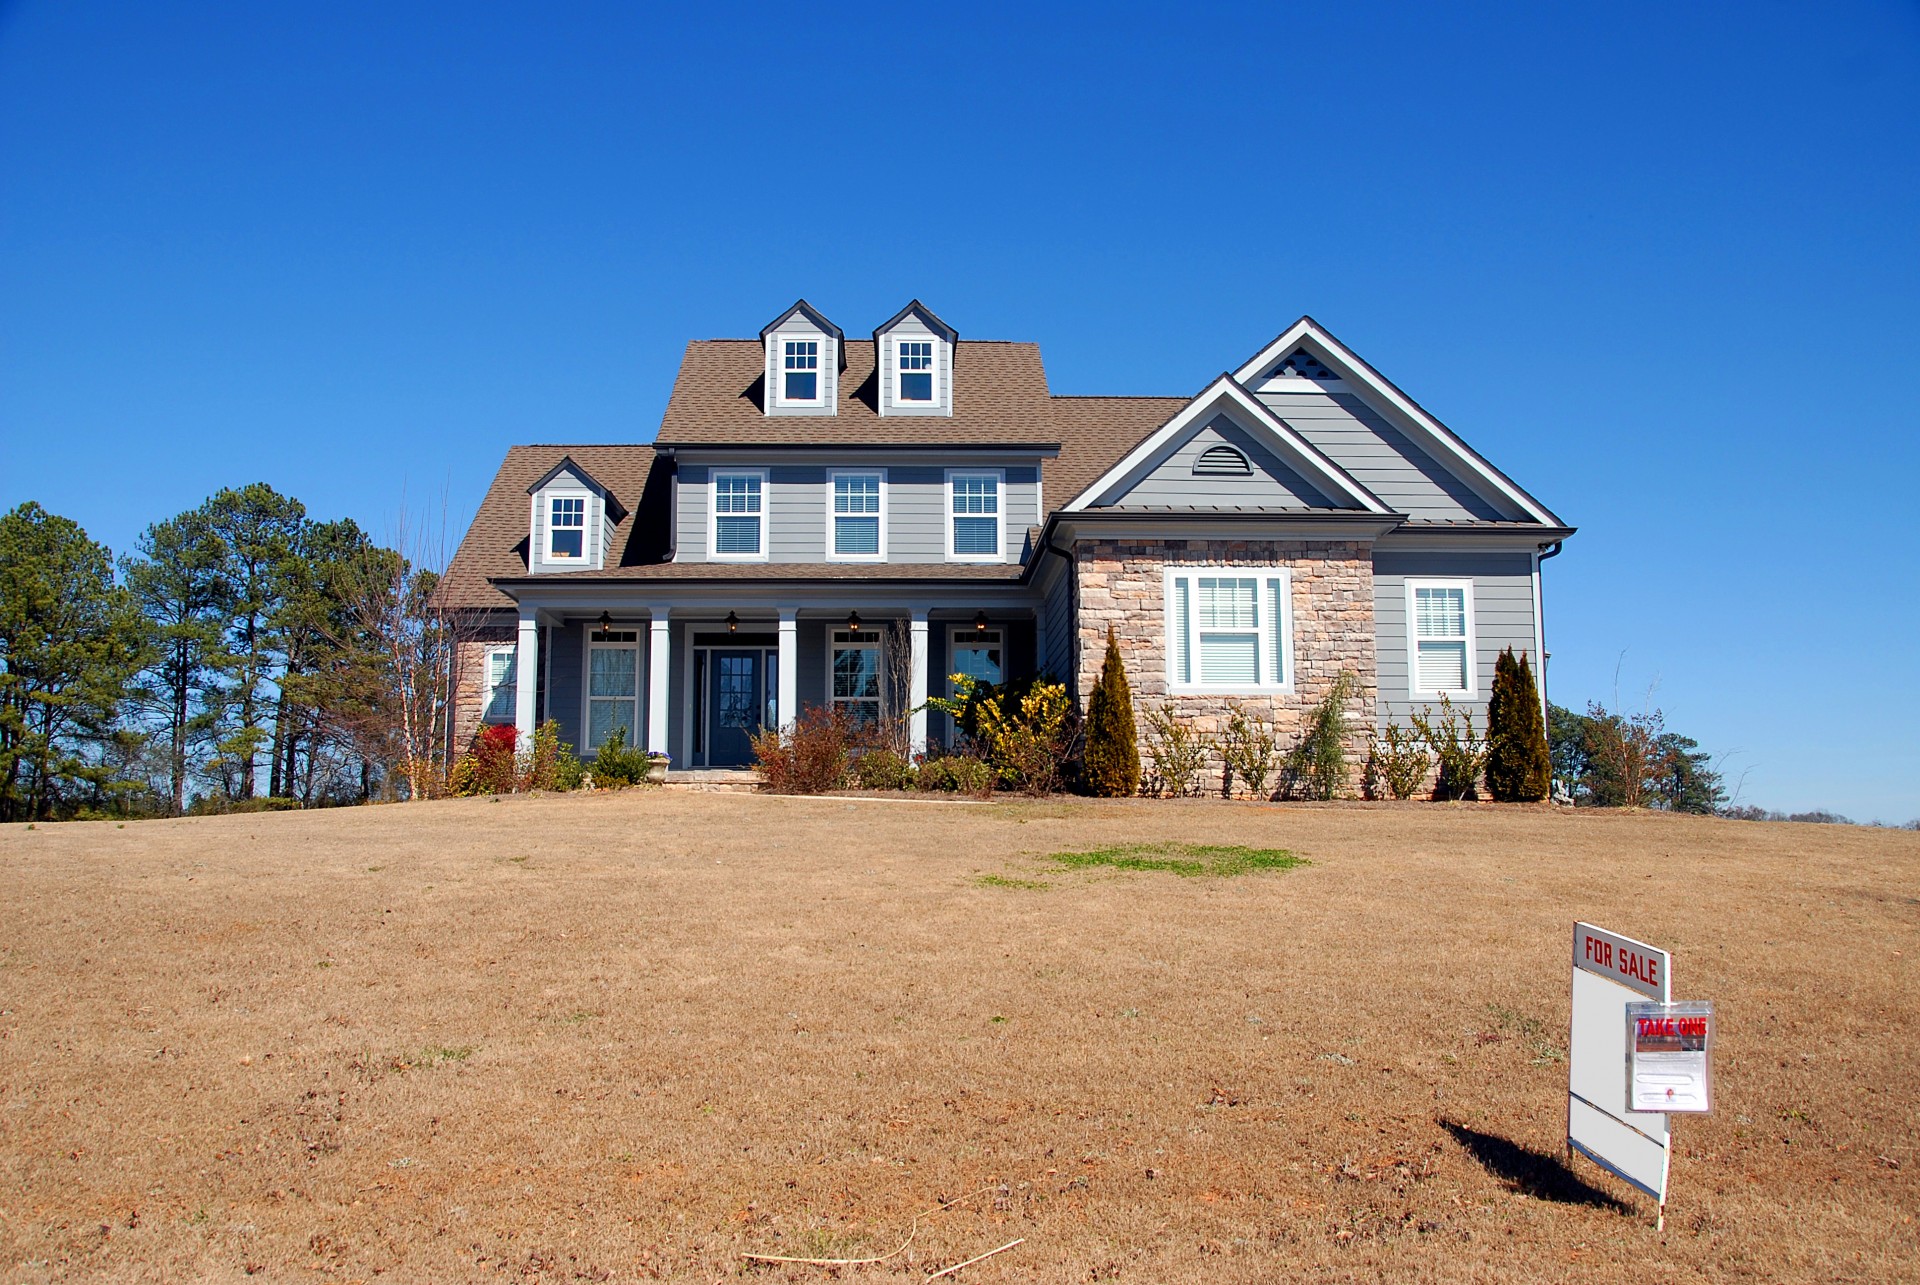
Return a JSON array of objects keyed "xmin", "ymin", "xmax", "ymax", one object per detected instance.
[{"xmin": 663, "ymin": 768, "xmax": 760, "ymax": 792}]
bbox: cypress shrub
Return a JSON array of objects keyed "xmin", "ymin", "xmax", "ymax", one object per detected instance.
[
  {"xmin": 1083, "ymin": 626, "xmax": 1141, "ymax": 797},
  {"xmin": 1486, "ymin": 648, "xmax": 1551, "ymax": 801}
]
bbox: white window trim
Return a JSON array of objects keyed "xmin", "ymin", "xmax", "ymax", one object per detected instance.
[
  {"xmin": 892, "ymin": 336, "xmax": 939, "ymax": 407},
  {"xmin": 708, "ymin": 468, "xmax": 770, "ymax": 562},
  {"xmin": 1405, "ymin": 578, "xmax": 1477, "ymax": 699},
  {"xmin": 825, "ymin": 469, "xmax": 887, "ymax": 562},
  {"xmin": 1163, "ymin": 565, "xmax": 1295, "ymax": 695},
  {"xmin": 774, "ymin": 335, "xmax": 826, "ymax": 407},
  {"xmin": 582, "ymin": 629, "xmax": 643, "ymax": 753},
  {"xmin": 481, "ymin": 644, "xmax": 518, "ymax": 724},
  {"xmin": 825, "ymin": 626, "xmax": 883, "ymax": 720},
  {"xmin": 945, "ymin": 468, "xmax": 1006, "ymax": 563},
  {"xmin": 543, "ymin": 489, "xmax": 591, "ymax": 563},
  {"xmin": 948, "ymin": 626, "xmax": 1005, "ymax": 694}
]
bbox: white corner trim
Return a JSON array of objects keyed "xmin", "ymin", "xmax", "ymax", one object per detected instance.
[
  {"xmin": 1233, "ymin": 319, "xmax": 1557, "ymax": 525},
  {"xmin": 707, "ymin": 467, "xmax": 770, "ymax": 562},
  {"xmin": 944, "ymin": 467, "xmax": 1007, "ymax": 563},
  {"xmin": 1062, "ymin": 376, "xmax": 1388, "ymax": 515},
  {"xmin": 825, "ymin": 468, "xmax": 888, "ymax": 562},
  {"xmin": 1404, "ymin": 577, "xmax": 1478, "ymax": 700}
]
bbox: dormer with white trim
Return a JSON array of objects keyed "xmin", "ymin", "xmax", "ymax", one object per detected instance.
[
  {"xmin": 874, "ymin": 300, "xmax": 957, "ymax": 417},
  {"xmin": 761, "ymin": 300, "xmax": 844, "ymax": 416},
  {"xmin": 527, "ymin": 456, "xmax": 625, "ymax": 573}
]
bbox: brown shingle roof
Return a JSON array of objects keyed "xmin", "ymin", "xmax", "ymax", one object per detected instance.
[
  {"xmin": 439, "ymin": 445, "xmax": 665, "ymax": 611},
  {"xmin": 656, "ymin": 339, "xmax": 1057, "ymax": 445},
  {"xmin": 1044, "ymin": 394, "xmax": 1186, "ymax": 511}
]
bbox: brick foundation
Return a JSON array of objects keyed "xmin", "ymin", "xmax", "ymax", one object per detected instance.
[{"xmin": 1073, "ymin": 538, "xmax": 1378, "ymax": 796}]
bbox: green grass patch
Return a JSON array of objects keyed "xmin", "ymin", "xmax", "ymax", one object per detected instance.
[
  {"xmin": 1048, "ymin": 843, "xmax": 1306, "ymax": 878},
  {"xmin": 973, "ymin": 873, "xmax": 1052, "ymax": 890}
]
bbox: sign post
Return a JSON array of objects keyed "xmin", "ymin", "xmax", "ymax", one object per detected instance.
[{"xmin": 1567, "ymin": 923, "xmax": 1680, "ymax": 1227}]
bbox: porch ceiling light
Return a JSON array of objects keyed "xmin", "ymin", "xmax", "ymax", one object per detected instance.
[
  {"xmin": 598, "ymin": 611, "xmax": 612, "ymax": 637},
  {"xmin": 847, "ymin": 610, "xmax": 863, "ymax": 633},
  {"xmin": 726, "ymin": 610, "xmax": 739, "ymax": 633},
  {"xmin": 973, "ymin": 611, "xmax": 989, "ymax": 632}
]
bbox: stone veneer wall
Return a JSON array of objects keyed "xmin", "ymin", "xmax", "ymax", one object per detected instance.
[
  {"xmin": 1073, "ymin": 538, "xmax": 1378, "ymax": 794},
  {"xmin": 451, "ymin": 626, "xmax": 516, "ymax": 752}
]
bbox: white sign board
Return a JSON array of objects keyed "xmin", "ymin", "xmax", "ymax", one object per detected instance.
[
  {"xmin": 1627, "ymin": 1001, "xmax": 1714, "ymax": 1114},
  {"xmin": 1568, "ymin": 923, "xmax": 1671, "ymax": 1202}
]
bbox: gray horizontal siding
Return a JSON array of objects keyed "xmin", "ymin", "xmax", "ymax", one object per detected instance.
[
  {"xmin": 676, "ymin": 461, "xmax": 1038, "ymax": 565},
  {"xmin": 877, "ymin": 314, "xmax": 951, "ymax": 416},
  {"xmin": 1373, "ymin": 550, "xmax": 1537, "ymax": 727},
  {"xmin": 1259, "ymin": 391, "xmax": 1507, "ymax": 521},
  {"xmin": 1106, "ymin": 415, "xmax": 1333, "ymax": 509}
]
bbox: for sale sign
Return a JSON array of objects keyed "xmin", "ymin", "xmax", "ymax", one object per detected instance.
[
  {"xmin": 1626, "ymin": 1001, "xmax": 1714, "ymax": 1114},
  {"xmin": 1568, "ymin": 923, "xmax": 1671, "ymax": 1202}
]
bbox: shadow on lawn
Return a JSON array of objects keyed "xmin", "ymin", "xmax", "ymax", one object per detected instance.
[{"xmin": 1439, "ymin": 1119, "xmax": 1632, "ymax": 1212}]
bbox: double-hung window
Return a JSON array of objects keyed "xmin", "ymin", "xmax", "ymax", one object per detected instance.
[
  {"xmin": 1407, "ymin": 580, "xmax": 1474, "ymax": 696},
  {"xmin": 896, "ymin": 339, "xmax": 934, "ymax": 403},
  {"xmin": 829, "ymin": 471, "xmax": 884, "ymax": 559},
  {"xmin": 548, "ymin": 496, "xmax": 585, "ymax": 560},
  {"xmin": 829, "ymin": 629, "xmax": 881, "ymax": 727},
  {"xmin": 781, "ymin": 339, "xmax": 821, "ymax": 403},
  {"xmin": 711, "ymin": 471, "xmax": 766, "ymax": 559},
  {"xmin": 483, "ymin": 646, "xmax": 517, "ymax": 723},
  {"xmin": 1164, "ymin": 568, "xmax": 1293, "ymax": 693},
  {"xmin": 947, "ymin": 470, "xmax": 1002, "ymax": 560}
]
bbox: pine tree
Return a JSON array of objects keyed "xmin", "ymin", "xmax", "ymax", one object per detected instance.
[
  {"xmin": 1486, "ymin": 647, "xmax": 1550, "ymax": 801},
  {"xmin": 1083, "ymin": 626, "xmax": 1140, "ymax": 797}
]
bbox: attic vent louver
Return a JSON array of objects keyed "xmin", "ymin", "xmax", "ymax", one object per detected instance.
[
  {"xmin": 1273, "ymin": 349, "xmax": 1337, "ymax": 381},
  {"xmin": 1194, "ymin": 444, "xmax": 1253, "ymax": 476}
]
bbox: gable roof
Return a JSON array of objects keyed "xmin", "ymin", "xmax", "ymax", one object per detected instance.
[
  {"xmin": 440, "ymin": 445, "xmax": 666, "ymax": 611},
  {"xmin": 758, "ymin": 298, "xmax": 844, "ymax": 342},
  {"xmin": 1062, "ymin": 374, "xmax": 1392, "ymax": 514},
  {"xmin": 873, "ymin": 299, "xmax": 958, "ymax": 342},
  {"xmin": 1235, "ymin": 316, "xmax": 1562, "ymax": 525},
  {"xmin": 655, "ymin": 338, "xmax": 1056, "ymax": 447},
  {"xmin": 525, "ymin": 455, "xmax": 630, "ymax": 522}
]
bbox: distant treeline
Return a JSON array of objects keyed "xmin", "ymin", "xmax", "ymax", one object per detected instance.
[{"xmin": 0, "ymin": 489, "xmax": 466, "ymax": 822}]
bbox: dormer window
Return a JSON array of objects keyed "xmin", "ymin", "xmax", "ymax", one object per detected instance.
[
  {"xmin": 548, "ymin": 496, "xmax": 585, "ymax": 560},
  {"xmin": 874, "ymin": 300, "xmax": 957, "ymax": 417},
  {"xmin": 896, "ymin": 340, "xmax": 934, "ymax": 402},
  {"xmin": 782, "ymin": 340, "xmax": 821, "ymax": 404}
]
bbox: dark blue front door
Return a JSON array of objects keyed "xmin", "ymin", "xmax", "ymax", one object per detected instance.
[{"xmin": 707, "ymin": 650, "xmax": 764, "ymax": 766}]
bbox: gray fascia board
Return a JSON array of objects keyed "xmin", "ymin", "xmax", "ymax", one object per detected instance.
[
  {"xmin": 1374, "ymin": 524, "xmax": 1576, "ymax": 552},
  {"xmin": 655, "ymin": 442, "xmax": 1060, "ymax": 457},
  {"xmin": 489, "ymin": 581, "xmax": 1043, "ymax": 612},
  {"xmin": 1046, "ymin": 510, "xmax": 1407, "ymax": 546}
]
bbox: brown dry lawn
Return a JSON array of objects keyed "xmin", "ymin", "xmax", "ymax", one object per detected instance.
[{"xmin": 1, "ymin": 792, "xmax": 1916, "ymax": 1283}]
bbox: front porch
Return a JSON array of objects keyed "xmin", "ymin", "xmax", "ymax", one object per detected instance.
[{"xmin": 489, "ymin": 595, "xmax": 1046, "ymax": 770}]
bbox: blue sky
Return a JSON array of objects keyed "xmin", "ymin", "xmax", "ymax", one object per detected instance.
[{"xmin": 2, "ymin": 2, "xmax": 1916, "ymax": 819}]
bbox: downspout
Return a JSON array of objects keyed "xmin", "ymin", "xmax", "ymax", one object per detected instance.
[
  {"xmin": 1038, "ymin": 529, "xmax": 1077, "ymax": 696},
  {"xmin": 1534, "ymin": 540, "xmax": 1563, "ymax": 719},
  {"xmin": 660, "ymin": 448, "xmax": 679, "ymax": 562}
]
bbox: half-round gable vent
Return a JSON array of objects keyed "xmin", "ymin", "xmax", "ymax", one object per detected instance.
[
  {"xmin": 1193, "ymin": 444, "xmax": 1253, "ymax": 476},
  {"xmin": 1273, "ymin": 349, "xmax": 1336, "ymax": 381}
]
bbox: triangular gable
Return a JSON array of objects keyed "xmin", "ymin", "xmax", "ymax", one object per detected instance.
[
  {"xmin": 1062, "ymin": 375, "xmax": 1391, "ymax": 514},
  {"xmin": 873, "ymin": 298, "xmax": 958, "ymax": 343},
  {"xmin": 1233, "ymin": 317, "xmax": 1561, "ymax": 525},
  {"xmin": 526, "ymin": 455, "xmax": 627, "ymax": 521},
  {"xmin": 758, "ymin": 298, "xmax": 846, "ymax": 342}
]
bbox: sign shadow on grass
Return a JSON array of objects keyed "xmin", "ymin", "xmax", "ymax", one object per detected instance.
[{"xmin": 1438, "ymin": 1119, "xmax": 1631, "ymax": 1212}]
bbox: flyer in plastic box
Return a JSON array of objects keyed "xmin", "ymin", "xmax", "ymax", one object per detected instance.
[{"xmin": 1624, "ymin": 1000, "xmax": 1714, "ymax": 1114}]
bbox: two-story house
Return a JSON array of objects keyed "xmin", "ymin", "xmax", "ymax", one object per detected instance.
[{"xmin": 439, "ymin": 301, "xmax": 1572, "ymax": 775}]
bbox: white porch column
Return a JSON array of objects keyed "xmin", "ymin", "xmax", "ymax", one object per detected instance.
[
  {"xmin": 513, "ymin": 608, "xmax": 540, "ymax": 743},
  {"xmin": 777, "ymin": 607, "xmax": 799, "ymax": 733},
  {"xmin": 646, "ymin": 607, "xmax": 671, "ymax": 756},
  {"xmin": 908, "ymin": 610, "xmax": 929, "ymax": 757}
]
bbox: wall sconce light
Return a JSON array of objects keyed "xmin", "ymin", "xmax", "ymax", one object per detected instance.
[
  {"xmin": 973, "ymin": 611, "xmax": 989, "ymax": 632},
  {"xmin": 598, "ymin": 611, "xmax": 612, "ymax": 637},
  {"xmin": 847, "ymin": 610, "xmax": 863, "ymax": 633},
  {"xmin": 726, "ymin": 610, "xmax": 739, "ymax": 633}
]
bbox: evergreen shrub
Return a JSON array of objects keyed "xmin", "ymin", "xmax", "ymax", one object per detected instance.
[{"xmin": 1083, "ymin": 627, "xmax": 1141, "ymax": 797}]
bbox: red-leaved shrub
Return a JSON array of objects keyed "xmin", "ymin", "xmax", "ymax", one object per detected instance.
[{"xmin": 749, "ymin": 707, "xmax": 857, "ymax": 794}]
